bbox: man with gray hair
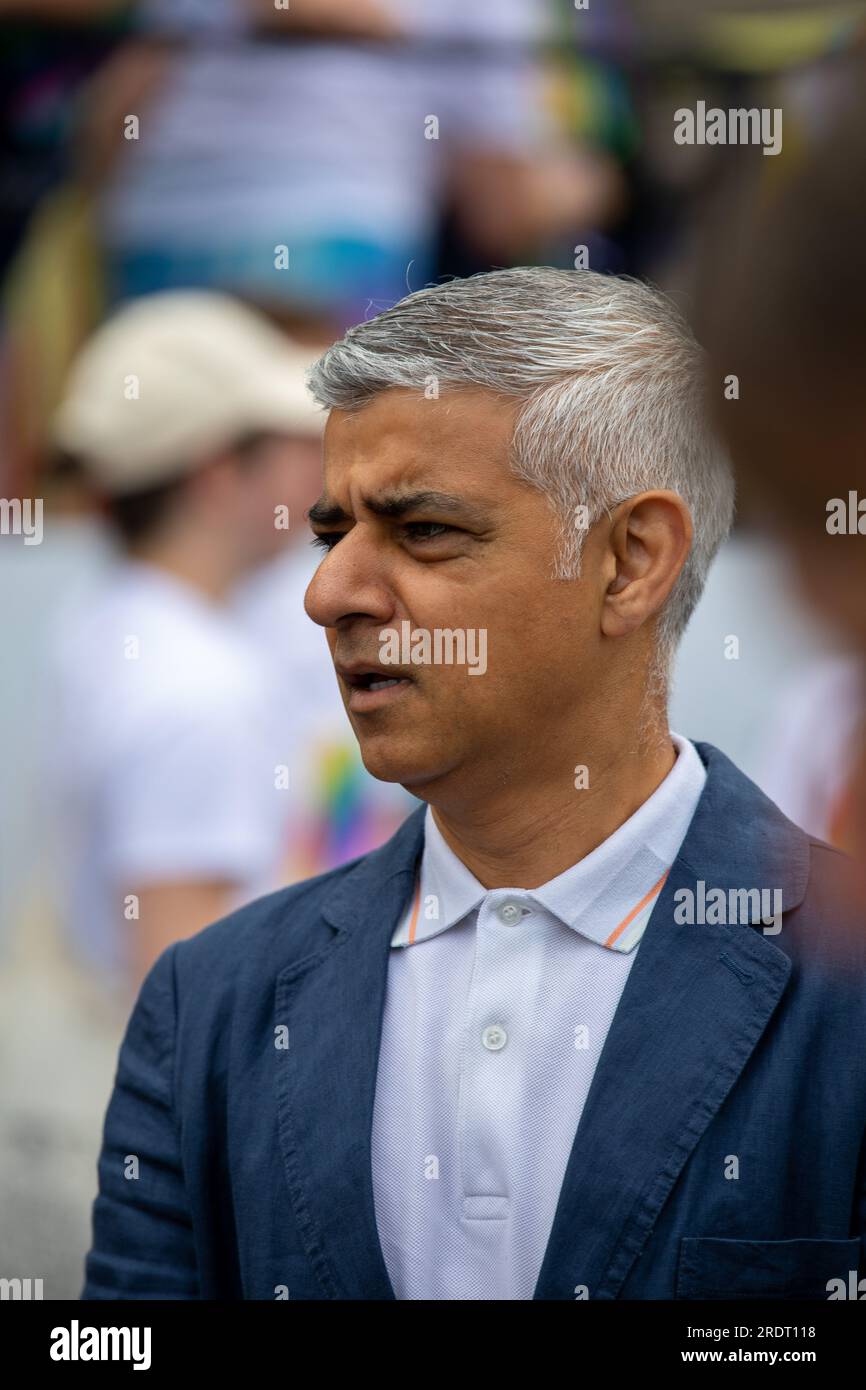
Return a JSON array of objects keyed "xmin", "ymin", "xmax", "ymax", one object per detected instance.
[{"xmin": 83, "ymin": 268, "xmax": 866, "ymax": 1302}]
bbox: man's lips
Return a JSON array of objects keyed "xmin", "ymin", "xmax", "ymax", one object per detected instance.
[
  {"xmin": 335, "ymin": 660, "xmax": 416, "ymax": 711},
  {"xmin": 335, "ymin": 660, "xmax": 416, "ymax": 692}
]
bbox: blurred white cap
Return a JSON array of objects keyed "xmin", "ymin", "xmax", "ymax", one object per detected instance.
[{"xmin": 51, "ymin": 290, "xmax": 327, "ymax": 494}]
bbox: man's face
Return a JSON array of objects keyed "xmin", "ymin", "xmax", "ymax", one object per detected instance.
[{"xmin": 303, "ymin": 387, "xmax": 608, "ymax": 803}]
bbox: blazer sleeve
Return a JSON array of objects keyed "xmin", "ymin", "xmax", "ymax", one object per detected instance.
[{"xmin": 81, "ymin": 943, "xmax": 200, "ymax": 1298}]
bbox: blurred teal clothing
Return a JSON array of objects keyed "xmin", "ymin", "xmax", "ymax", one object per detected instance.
[{"xmin": 106, "ymin": 235, "xmax": 436, "ymax": 328}]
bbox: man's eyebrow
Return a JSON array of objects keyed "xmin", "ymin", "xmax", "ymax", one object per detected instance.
[
  {"xmin": 307, "ymin": 498, "xmax": 350, "ymax": 527},
  {"xmin": 308, "ymin": 490, "xmax": 491, "ymax": 528},
  {"xmin": 364, "ymin": 490, "xmax": 480, "ymax": 521}
]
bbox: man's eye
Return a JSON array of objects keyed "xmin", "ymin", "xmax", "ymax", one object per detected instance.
[
  {"xmin": 310, "ymin": 532, "xmax": 343, "ymax": 552},
  {"xmin": 402, "ymin": 522, "xmax": 453, "ymax": 542},
  {"xmin": 311, "ymin": 522, "xmax": 454, "ymax": 552}
]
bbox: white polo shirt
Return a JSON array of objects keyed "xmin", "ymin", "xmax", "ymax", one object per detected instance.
[{"xmin": 370, "ymin": 732, "xmax": 707, "ymax": 1300}]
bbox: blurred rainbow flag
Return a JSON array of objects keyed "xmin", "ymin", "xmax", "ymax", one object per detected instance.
[{"xmin": 284, "ymin": 738, "xmax": 417, "ymax": 882}]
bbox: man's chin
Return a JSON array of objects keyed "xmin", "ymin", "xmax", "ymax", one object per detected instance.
[{"xmin": 355, "ymin": 736, "xmax": 450, "ymax": 793}]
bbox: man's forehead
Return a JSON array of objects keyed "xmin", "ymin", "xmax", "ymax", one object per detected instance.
[
  {"xmin": 319, "ymin": 388, "xmax": 515, "ymax": 501},
  {"xmin": 323, "ymin": 385, "xmax": 515, "ymax": 453},
  {"xmin": 317, "ymin": 449, "xmax": 472, "ymax": 509}
]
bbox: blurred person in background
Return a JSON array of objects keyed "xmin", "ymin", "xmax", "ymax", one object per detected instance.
[
  {"xmin": 46, "ymin": 290, "xmax": 324, "ymax": 996},
  {"xmin": 83, "ymin": 0, "xmax": 621, "ymax": 335},
  {"xmin": 632, "ymin": 16, "xmax": 866, "ymax": 849},
  {"xmin": 697, "ymin": 59, "xmax": 866, "ymax": 886}
]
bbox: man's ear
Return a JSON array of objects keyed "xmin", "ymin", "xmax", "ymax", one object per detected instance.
[{"xmin": 600, "ymin": 490, "xmax": 693, "ymax": 640}]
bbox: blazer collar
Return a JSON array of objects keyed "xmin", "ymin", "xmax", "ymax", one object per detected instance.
[{"xmin": 274, "ymin": 741, "xmax": 809, "ymax": 1299}]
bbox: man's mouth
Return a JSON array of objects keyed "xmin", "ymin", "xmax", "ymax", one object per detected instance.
[
  {"xmin": 366, "ymin": 676, "xmax": 403, "ymax": 692},
  {"xmin": 345, "ymin": 672, "xmax": 406, "ymax": 691},
  {"xmin": 336, "ymin": 663, "xmax": 415, "ymax": 710},
  {"xmin": 338, "ymin": 665, "xmax": 413, "ymax": 688}
]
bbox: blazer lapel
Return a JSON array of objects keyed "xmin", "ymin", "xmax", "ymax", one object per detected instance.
[
  {"xmin": 532, "ymin": 742, "xmax": 810, "ymax": 1300},
  {"xmin": 274, "ymin": 805, "xmax": 426, "ymax": 1299}
]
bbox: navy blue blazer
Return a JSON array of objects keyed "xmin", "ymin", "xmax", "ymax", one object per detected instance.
[{"xmin": 81, "ymin": 743, "xmax": 866, "ymax": 1300}]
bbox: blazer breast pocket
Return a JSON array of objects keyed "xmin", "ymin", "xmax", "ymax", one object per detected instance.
[{"xmin": 676, "ymin": 1236, "xmax": 862, "ymax": 1300}]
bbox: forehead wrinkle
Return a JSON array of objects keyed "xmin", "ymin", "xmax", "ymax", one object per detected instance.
[{"xmin": 319, "ymin": 409, "xmax": 512, "ymax": 526}]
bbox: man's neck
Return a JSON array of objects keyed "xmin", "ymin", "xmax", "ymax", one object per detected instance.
[{"xmin": 429, "ymin": 728, "xmax": 677, "ymax": 890}]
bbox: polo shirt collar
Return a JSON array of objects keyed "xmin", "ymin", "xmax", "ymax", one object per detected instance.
[{"xmin": 390, "ymin": 732, "xmax": 706, "ymax": 953}]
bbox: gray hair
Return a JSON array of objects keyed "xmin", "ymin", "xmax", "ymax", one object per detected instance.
[{"xmin": 307, "ymin": 266, "xmax": 735, "ymax": 677}]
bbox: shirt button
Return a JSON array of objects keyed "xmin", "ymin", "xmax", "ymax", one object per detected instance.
[
  {"xmin": 497, "ymin": 901, "xmax": 523, "ymax": 926},
  {"xmin": 482, "ymin": 1024, "xmax": 508, "ymax": 1051}
]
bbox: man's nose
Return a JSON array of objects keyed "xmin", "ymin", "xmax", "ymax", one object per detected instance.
[{"xmin": 303, "ymin": 532, "xmax": 394, "ymax": 629}]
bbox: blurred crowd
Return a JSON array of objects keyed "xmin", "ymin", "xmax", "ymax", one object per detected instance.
[{"xmin": 1, "ymin": 0, "xmax": 865, "ymax": 1296}]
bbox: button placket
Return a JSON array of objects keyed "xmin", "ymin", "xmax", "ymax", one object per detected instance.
[{"xmin": 456, "ymin": 895, "xmax": 540, "ymax": 1219}]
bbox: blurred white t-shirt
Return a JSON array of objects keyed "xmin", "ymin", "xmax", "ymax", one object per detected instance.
[{"xmin": 48, "ymin": 558, "xmax": 290, "ymax": 980}]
